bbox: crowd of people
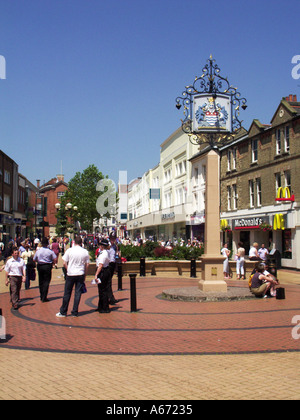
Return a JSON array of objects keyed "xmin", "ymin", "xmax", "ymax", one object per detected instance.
[
  {"xmin": 0, "ymin": 233, "xmax": 280, "ymax": 310},
  {"xmin": 0, "ymin": 232, "xmax": 121, "ymax": 315}
]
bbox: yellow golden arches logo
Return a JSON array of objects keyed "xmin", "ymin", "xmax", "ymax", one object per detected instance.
[
  {"xmin": 220, "ymin": 219, "xmax": 228, "ymax": 229},
  {"xmin": 276, "ymin": 187, "xmax": 291, "ymax": 199},
  {"xmin": 276, "ymin": 186, "xmax": 295, "ymax": 202},
  {"xmin": 273, "ymin": 213, "xmax": 285, "ymax": 230}
]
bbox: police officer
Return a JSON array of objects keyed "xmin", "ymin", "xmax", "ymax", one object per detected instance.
[
  {"xmin": 108, "ymin": 232, "xmax": 120, "ymax": 305},
  {"xmin": 33, "ymin": 237, "xmax": 57, "ymax": 302},
  {"xmin": 95, "ymin": 238, "xmax": 111, "ymax": 313}
]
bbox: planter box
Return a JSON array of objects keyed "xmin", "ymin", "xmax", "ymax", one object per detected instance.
[{"xmin": 87, "ymin": 259, "xmax": 256, "ymax": 277}]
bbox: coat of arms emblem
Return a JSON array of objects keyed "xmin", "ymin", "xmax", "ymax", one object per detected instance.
[{"xmin": 195, "ymin": 96, "xmax": 229, "ymax": 130}]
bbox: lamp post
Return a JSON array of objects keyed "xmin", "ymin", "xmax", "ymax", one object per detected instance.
[
  {"xmin": 175, "ymin": 56, "xmax": 247, "ymax": 292},
  {"xmin": 55, "ymin": 202, "xmax": 78, "ymax": 238}
]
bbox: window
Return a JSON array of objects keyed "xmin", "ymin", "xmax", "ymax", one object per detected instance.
[
  {"xmin": 284, "ymin": 171, "xmax": 291, "ymax": 191},
  {"xmin": 202, "ymin": 165, "xmax": 206, "ymax": 183},
  {"xmin": 194, "ymin": 167, "xmax": 199, "ymax": 186},
  {"xmin": 227, "ymin": 186, "xmax": 231, "ymax": 210},
  {"xmin": 232, "ymin": 148, "xmax": 237, "ymax": 170},
  {"xmin": 276, "ymin": 129, "xmax": 281, "ymax": 155},
  {"xmin": 4, "ymin": 194, "xmax": 10, "ymax": 212},
  {"xmin": 256, "ymin": 178, "xmax": 261, "ymax": 207},
  {"xmin": 275, "ymin": 172, "xmax": 281, "ymax": 191},
  {"xmin": 251, "ymin": 139, "xmax": 258, "ymax": 162},
  {"xmin": 284, "ymin": 126, "xmax": 290, "ymax": 153},
  {"xmin": 232, "ymin": 184, "xmax": 238, "ymax": 210},
  {"xmin": 4, "ymin": 170, "xmax": 10, "ymax": 184},
  {"xmin": 227, "ymin": 150, "xmax": 231, "ymax": 171},
  {"xmin": 164, "ymin": 190, "xmax": 172, "ymax": 208},
  {"xmin": 164, "ymin": 168, "xmax": 172, "ymax": 183},
  {"xmin": 175, "ymin": 160, "xmax": 186, "ymax": 177},
  {"xmin": 57, "ymin": 191, "xmax": 65, "ymax": 199},
  {"xmin": 249, "ymin": 180, "xmax": 254, "ymax": 208}
]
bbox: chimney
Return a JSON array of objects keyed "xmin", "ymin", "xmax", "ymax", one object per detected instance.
[
  {"xmin": 293, "ymin": 95, "xmax": 297, "ymax": 102},
  {"xmin": 37, "ymin": 179, "xmax": 40, "ymax": 188},
  {"xmin": 56, "ymin": 174, "xmax": 64, "ymax": 182}
]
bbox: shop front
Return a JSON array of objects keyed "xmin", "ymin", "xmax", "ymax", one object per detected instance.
[{"xmin": 231, "ymin": 215, "xmax": 272, "ymax": 255}]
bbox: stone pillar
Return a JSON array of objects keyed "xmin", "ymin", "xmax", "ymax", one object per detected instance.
[{"xmin": 198, "ymin": 148, "xmax": 227, "ymax": 292}]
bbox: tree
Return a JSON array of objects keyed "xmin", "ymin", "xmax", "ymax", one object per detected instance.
[{"xmin": 56, "ymin": 165, "xmax": 117, "ymax": 233}]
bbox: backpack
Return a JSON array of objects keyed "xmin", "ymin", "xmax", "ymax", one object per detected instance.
[{"xmin": 248, "ymin": 273, "xmax": 254, "ymax": 289}]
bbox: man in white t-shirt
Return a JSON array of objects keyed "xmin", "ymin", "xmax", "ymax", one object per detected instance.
[{"xmin": 56, "ymin": 236, "xmax": 90, "ymax": 317}]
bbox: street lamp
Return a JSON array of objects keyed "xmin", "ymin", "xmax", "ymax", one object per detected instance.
[{"xmin": 175, "ymin": 56, "xmax": 247, "ymax": 293}]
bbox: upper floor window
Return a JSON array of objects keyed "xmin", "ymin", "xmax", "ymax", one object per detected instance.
[
  {"xmin": 275, "ymin": 172, "xmax": 281, "ymax": 190},
  {"xmin": 251, "ymin": 139, "xmax": 258, "ymax": 163},
  {"xmin": 232, "ymin": 148, "xmax": 237, "ymax": 170},
  {"xmin": 175, "ymin": 160, "xmax": 186, "ymax": 177},
  {"xmin": 164, "ymin": 168, "xmax": 172, "ymax": 184},
  {"xmin": 256, "ymin": 178, "xmax": 262, "ymax": 207},
  {"xmin": 284, "ymin": 126, "xmax": 290, "ymax": 153},
  {"xmin": 284, "ymin": 171, "xmax": 291, "ymax": 190},
  {"xmin": 227, "ymin": 150, "xmax": 231, "ymax": 171},
  {"xmin": 276, "ymin": 129, "xmax": 281, "ymax": 155},
  {"xmin": 4, "ymin": 170, "xmax": 10, "ymax": 184},
  {"xmin": 249, "ymin": 180, "xmax": 254, "ymax": 208},
  {"xmin": 194, "ymin": 167, "xmax": 199, "ymax": 186},
  {"xmin": 232, "ymin": 184, "xmax": 238, "ymax": 210},
  {"xmin": 227, "ymin": 186, "xmax": 232, "ymax": 210}
]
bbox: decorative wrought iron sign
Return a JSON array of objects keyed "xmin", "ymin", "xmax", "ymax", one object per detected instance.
[{"xmin": 175, "ymin": 55, "xmax": 247, "ymax": 146}]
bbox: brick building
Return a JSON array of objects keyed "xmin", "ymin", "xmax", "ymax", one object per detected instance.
[
  {"xmin": 220, "ymin": 95, "xmax": 300, "ymax": 269},
  {"xmin": 38, "ymin": 175, "xmax": 68, "ymax": 237}
]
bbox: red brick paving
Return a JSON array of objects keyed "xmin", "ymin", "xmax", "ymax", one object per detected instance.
[{"xmin": 1, "ymin": 276, "xmax": 300, "ymax": 355}]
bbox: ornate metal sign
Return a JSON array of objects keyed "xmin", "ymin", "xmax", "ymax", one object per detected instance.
[{"xmin": 175, "ymin": 56, "xmax": 247, "ymax": 146}]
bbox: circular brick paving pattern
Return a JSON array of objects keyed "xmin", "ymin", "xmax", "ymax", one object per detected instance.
[{"xmin": 1, "ymin": 277, "xmax": 300, "ymax": 355}]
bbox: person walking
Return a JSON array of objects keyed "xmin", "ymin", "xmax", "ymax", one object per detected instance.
[
  {"xmin": 108, "ymin": 232, "xmax": 120, "ymax": 305},
  {"xmin": 50, "ymin": 238, "xmax": 60, "ymax": 269},
  {"xmin": 21, "ymin": 241, "xmax": 36, "ymax": 289},
  {"xmin": 56, "ymin": 236, "xmax": 90, "ymax": 318},
  {"xmin": 221, "ymin": 243, "xmax": 230, "ymax": 279},
  {"xmin": 94, "ymin": 238, "xmax": 111, "ymax": 313},
  {"xmin": 4, "ymin": 246, "xmax": 26, "ymax": 310},
  {"xmin": 33, "ymin": 237, "xmax": 57, "ymax": 302},
  {"xmin": 235, "ymin": 241, "xmax": 245, "ymax": 280}
]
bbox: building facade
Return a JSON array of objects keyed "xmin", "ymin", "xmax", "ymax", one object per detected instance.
[{"xmin": 220, "ymin": 95, "xmax": 300, "ymax": 269}]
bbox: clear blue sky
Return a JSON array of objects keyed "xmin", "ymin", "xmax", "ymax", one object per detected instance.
[{"xmin": 0, "ymin": 0, "xmax": 299, "ymax": 188}]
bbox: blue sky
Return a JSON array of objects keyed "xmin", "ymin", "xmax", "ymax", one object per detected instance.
[{"xmin": 0, "ymin": 0, "xmax": 299, "ymax": 188}]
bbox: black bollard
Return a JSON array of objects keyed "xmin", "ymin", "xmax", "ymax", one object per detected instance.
[
  {"xmin": 117, "ymin": 261, "xmax": 123, "ymax": 290},
  {"xmin": 140, "ymin": 257, "xmax": 146, "ymax": 277},
  {"xmin": 190, "ymin": 258, "xmax": 196, "ymax": 278},
  {"xmin": 129, "ymin": 273, "xmax": 137, "ymax": 312}
]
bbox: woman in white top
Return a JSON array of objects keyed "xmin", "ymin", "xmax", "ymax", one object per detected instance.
[
  {"xmin": 249, "ymin": 242, "xmax": 260, "ymax": 261},
  {"xmin": 221, "ymin": 243, "xmax": 230, "ymax": 279},
  {"xmin": 235, "ymin": 242, "xmax": 245, "ymax": 280},
  {"xmin": 95, "ymin": 238, "xmax": 111, "ymax": 313},
  {"xmin": 4, "ymin": 246, "xmax": 26, "ymax": 310}
]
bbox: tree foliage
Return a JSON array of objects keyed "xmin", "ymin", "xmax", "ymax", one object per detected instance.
[{"xmin": 56, "ymin": 164, "xmax": 116, "ymax": 233}]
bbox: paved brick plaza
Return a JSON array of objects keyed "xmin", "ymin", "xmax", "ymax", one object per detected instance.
[{"xmin": 0, "ymin": 269, "xmax": 300, "ymax": 400}]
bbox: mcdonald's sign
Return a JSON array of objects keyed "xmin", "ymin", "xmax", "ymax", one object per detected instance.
[
  {"xmin": 276, "ymin": 187, "xmax": 295, "ymax": 202},
  {"xmin": 273, "ymin": 213, "xmax": 285, "ymax": 230}
]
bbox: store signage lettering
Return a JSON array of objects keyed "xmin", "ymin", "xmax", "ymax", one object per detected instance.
[
  {"xmin": 234, "ymin": 217, "xmax": 264, "ymax": 229},
  {"xmin": 162, "ymin": 212, "xmax": 175, "ymax": 220}
]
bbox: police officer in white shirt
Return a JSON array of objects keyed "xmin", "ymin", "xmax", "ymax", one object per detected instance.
[
  {"xmin": 4, "ymin": 246, "xmax": 26, "ymax": 310},
  {"xmin": 94, "ymin": 238, "xmax": 111, "ymax": 313},
  {"xmin": 56, "ymin": 236, "xmax": 90, "ymax": 317},
  {"xmin": 108, "ymin": 232, "xmax": 120, "ymax": 305}
]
